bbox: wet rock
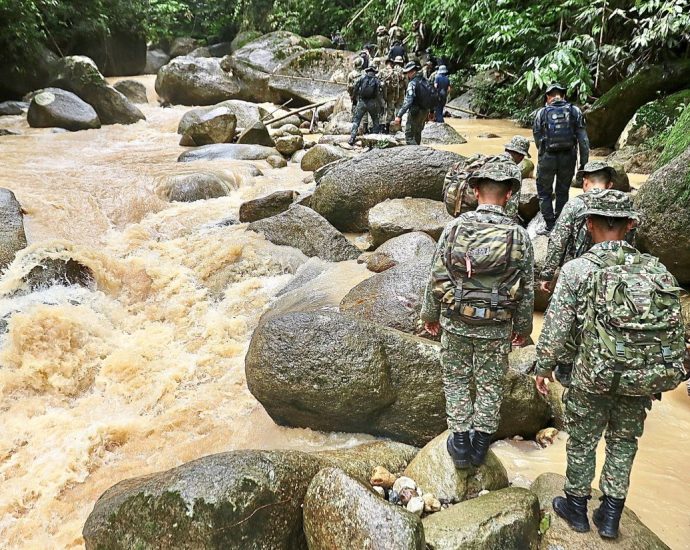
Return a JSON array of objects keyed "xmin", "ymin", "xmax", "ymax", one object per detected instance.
[
  {"xmin": 247, "ymin": 205, "xmax": 359, "ymax": 262},
  {"xmin": 340, "ymin": 260, "xmax": 429, "ymax": 335},
  {"xmin": 422, "ymin": 487, "xmax": 540, "ymax": 549},
  {"xmin": 536, "ymin": 427, "xmax": 559, "ymax": 448},
  {"xmin": 25, "ymin": 258, "xmax": 93, "ymax": 290},
  {"xmin": 303, "ymin": 467, "xmax": 425, "ymax": 550},
  {"xmin": 207, "ymin": 42, "xmax": 233, "ymax": 57},
  {"xmin": 83, "ymin": 450, "xmax": 324, "ymax": 550},
  {"xmin": 0, "ymin": 129, "xmax": 19, "ymax": 136},
  {"xmin": 531, "ymin": 472, "xmax": 669, "ymax": 550},
  {"xmin": 178, "ymin": 100, "xmax": 267, "ymax": 134},
  {"xmin": 519, "ymin": 178, "xmax": 540, "ymax": 222},
  {"xmin": 617, "ymin": 90, "xmax": 690, "ymax": 150},
  {"xmin": 0, "ymin": 189, "xmax": 27, "ymax": 270},
  {"xmin": 50, "ymin": 56, "xmax": 145, "ymax": 125},
  {"xmin": 311, "ymin": 146, "xmax": 463, "ymax": 232},
  {"xmin": 266, "ymin": 154, "xmax": 287, "ymax": 168},
  {"xmin": 316, "ymin": 441, "xmax": 418, "ymax": 484},
  {"xmin": 156, "ymin": 56, "xmax": 241, "ymax": 106},
  {"xmin": 188, "ymin": 46, "xmax": 211, "ymax": 58},
  {"xmin": 369, "ymin": 231, "xmax": 436, "ymax": 267},
  {"xmin": 421, "ymin": 122, "xmax": 467, "ymax": 145},
  {"xmin": 178, "ymin": 143, "xmax": 278, "ymax": 162},
  {"xmin": 156, "ymin": 172, "xmax": 234, "ymax": 202},
  {"xmin": 393, "ymin": 476, "xmax": 417, "ymax": 493},
  {"xmin": 144, "ymin": 48, "xmax": 170, "ymax": 74},
  {"xmin": 368, "ymin": 198, "xmax": 453, "ymax": 247},
  {"xmin": 478, "ymin": 132, "xmax": 500, "ymax": 139},
  {"xmin": 423, "ymin": 493, "xmax": 442, "ymax": 513},
  {"xmin": 301, "ymin": 144, "xmax": 349, "ymax": 171},
  {"xmin": 113, "ymin": 79, "xmax": 147, "ymax": 104},
  {"xmin": 239, "ymin": 190, "xmax": 298, "ymax": 223},
  {"xmin": 634, "ymin": 144, "xmax": 690, "ymax": 284},
  {"xmin": 360, "ymin": 133, "xmax": 406, "ymax": 148},
  {"xmin": 403, "ymin": 430, "xmax": 509, "ymax": 502},
  {"xmin": 0, "ymin": 101, "xmax": 28, "ymax": 115},
  {"xmin": 275, "ymin": 134, "xmax": 304, "ymax": 156},
  {"xmin": 179, "ymin": 107, "xmax": 237, "ymax": 146},
  {"xmin": 27, "ymin": 88, "xmax": 101, "ymax": 131},
  {"xmin": 169, "ymin": 37, "xmax": 201, "ymax": 58},
  {"xmin": 371, "ymin": 466, "xmax": 397, "ymax": 490},
  {"xmin": 230, "ymin": 30, "xmax": 262, "ymax": 53},
  {"xmin": 607, "ymin": 145, "xmax": 659, "ymax": 176},
  {"xmin": 237, "ymin": 121, "xmax": 275, "ymax": 147},
  {"xmin": 245, "ymin": 310, "xmax": 446, "ymax": 446},
  {"xmin": 406, "ymin": 496, "xmax": 425, "ymax": 516},
  {"xmin": 531, "ymin": 232, "xmax": 551, "ymax": 312}
]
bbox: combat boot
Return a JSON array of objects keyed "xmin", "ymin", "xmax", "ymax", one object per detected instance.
[
  {"xmin": 593, "ymin": 495, "xmax": 625, "ymax": 539},
  {"xmin": 446, "ymin": 431, "xmax": 471, "ymax": 469},
  {"xmin": 469, "ymin": 430, "xmax": 493, "ymax": 466},
  {"xmin": 553, "ymin": 493, "xmax": 591, "ymax": 532}
]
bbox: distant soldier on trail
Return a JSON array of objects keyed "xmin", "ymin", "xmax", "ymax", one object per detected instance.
[
  {"xmin": 349, "ymin": 66, "xmax": 382, "ymax": 145},
  {"xmin": 347, "ymin": 57, "xmax": 365, "ymax": 116},
  {"xmin": 533, "ymin": 83, "xmax": 590, "ymax": 234},
  {"xmin": 388, "ymin": 38, "xmax": 408, "ymax": 64},
  {"xmin": 395, "ymin": 61, "xmax": 432, "ymax": 145},
  {"xmin": 389, "ymin": 24, "xmax": 406, "ymax": 44},
  {"xmin": 433, "ymin": 65, "xmax": 451, "ymax": 122},
  {"xmin": 375, "ymin": 26, "xmax": 390, "ymax": 58},
  {"xmin": 535, "ymin": 191, "xmax": 689, "ymax": 540},
  {"xmin": 331, "ymin": 30, "xmax": 346, "ymax": 50},
  {"xmin": 422, "ymin": 158, "xmax": 534, "ymax": 470},
  {"xmin": 412, "ymin": 19, "xmax": 429, "ymax": 56}
]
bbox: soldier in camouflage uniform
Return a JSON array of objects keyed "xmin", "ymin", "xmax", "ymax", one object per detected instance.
[
  {"xmin": 395, "ymin": 62, "xmax": 428, "ymax": 145},
  {"xmin": 422, "ymin": 159, "xmax": 534, "ymax": 469},
  {"xmin": 347, "ymin": 57, "xmax": 365, "ymax": 117},
  {"xmin": 503, "ymin": 136, "xmax": 533, "ymax": 179},
  {"xmin": 375, "ymin": 26, "xmax": 390, "ymax": 58},
  {"xmin": 534, "ymin": 192, "xmax": 658, "ymax": 539}
]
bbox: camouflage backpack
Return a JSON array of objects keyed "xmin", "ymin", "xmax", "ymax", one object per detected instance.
[
  {"xmin": 579, "ymin": 247, "xmax": 687, "ymax": 396},
  {"xmin": 443, "ymin": 154, "xmax": 490, "ymax": 217},
  {"xmin": 434, "ymin": 219, "xmax": 527, "ymax": 325}
]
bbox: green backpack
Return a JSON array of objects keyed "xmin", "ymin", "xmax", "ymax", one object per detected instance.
[
  {"xmin": 442, "ymin": 154, "xmax": 489, "ymax": 217},
  {"xmin": 579, "ymin": 247, "xmax": 686, "ymax": 396},
  {"xmin": 436, "ymin": 220, "xmax": 526, "ymax": 325}
]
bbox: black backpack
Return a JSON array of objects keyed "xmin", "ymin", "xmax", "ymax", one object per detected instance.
[
  {"xmin": 359, "ymin": 75, "xmax": 379, "ymax": 100},
  {"xmin": 542, "ymin": 103, "xmax": 576, "ymax": 152},
  {"xmin": 415, "ymin": 77, "xmax": 440, "ymax": 109}
]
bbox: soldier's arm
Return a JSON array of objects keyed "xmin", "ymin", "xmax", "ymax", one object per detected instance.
[
  {"xmin": 397, "ymin": 80, "xmax": 415, "ymax": 117},
  {"xmin": 532, "ymin": 109, "xmax": 544, "ymax": 153},
  {"xmin": 420, "ymin": 226, "xmax": 451, "ymax": 323},
  {"xmin": 535, "ymin": 264, "xmax": 579, "ymax": 376},
  {"xmin": 541, "ymin": 201, "xmax": 577, "ymax": 282},
  {"xmin": 573, "ymin": 106, "xmax": 590, "ymax": 167},
  {"xmin": 505, "ymin": 190, "xmax": 520, "ymax": 220},
  {"xmin": 513, "ymin": 230, "xmax": 534, "ymax": 338}
]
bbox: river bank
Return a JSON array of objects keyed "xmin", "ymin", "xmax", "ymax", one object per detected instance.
[{"xmin": 0, "ymin": 75, "xmax": 688, "ymax": 549}]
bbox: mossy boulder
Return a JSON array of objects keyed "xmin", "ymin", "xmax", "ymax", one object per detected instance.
[
  {"xmin": 422, "ymin": 487, "xmax": 540, "ymax": 549},
  {"xmin": 315, "ymin": 441, "xmax": 419, "ymax": 483},
  {"xmin": 300, "ymin": 143, "xmax": 351, "ymax": 172},
  {"xmin": 155, "ymin": 56, "xmax": 241, "ymax": 105},
  {"xmin": 657, "ymin": 103, "xmax": 690, "ymax": 167},
  {"xmin": 230, "ymin": 30, "xmax": 263, "ymax": 53},
  {"xmin": 113, "ymin": 79, "xmax": 148, "ymax": 104},
  {"xmin": 305, "ymin": 35, "xmax": 333, "ymax": 49}
]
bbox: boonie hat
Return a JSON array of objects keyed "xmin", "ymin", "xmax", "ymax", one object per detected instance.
[
  {"xmin": 468, "ymin": 158, "xmax": 522, "ymax": 193},
  {"xmin": 437, "ymin": 65, "xmax": 448, "ymax": 75},
  {"xmin": 582, "ymin": 189, "xmax": 639, "ymax": 220},
  {"xmin": 545, "ymin": 82, "xmax": 567, "ymax": 95},
  {"xmin": 576, "ymin": 160, "xmax": 617, "ymax": 182},
  {"xmin": 402, "ymin": 61, "xmax": 419, "ymax": 73},
  {"xmin": 393, "ymin": 56, "xmax": 405, "ymax": 64},
  {"xmin": 377, "ymin": 25, "xmax": 386, "ymax": 34},
  {"xmin": 365, "ymin": 66, "xmax": 378, "ymax": 74},
  {"xmin": 504, "ymin": 136, "xmax": 531, "ymax": 158}
]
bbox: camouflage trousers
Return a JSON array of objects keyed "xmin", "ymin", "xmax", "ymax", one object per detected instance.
[
  {"xmin": 405, "ymin": 108, "xmax": 427, "ymax": 145},
  {"xmin": 564, "ymin": 388, "xmax": 651, "ymax": 499},
  {"xmin": 440, "ymin": 332, "xmax": 510, "ymax": 433}
]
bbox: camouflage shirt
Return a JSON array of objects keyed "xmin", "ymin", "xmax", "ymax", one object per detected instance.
[
  {"xmin": 347, "ymin": 69, "xmax": 363, "ymax": 99},
  {"xmin": 536, "ymin": 240, "xmax": 638, "ymax": 382},
  {"xmin": 421, "ymin": 204, "xmax": 535, "ymax": 339}
]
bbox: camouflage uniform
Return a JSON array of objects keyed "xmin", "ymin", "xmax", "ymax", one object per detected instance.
[
  {"xmin": 347, "ymin": 67, "xmax": 363, "ymax": 117},
  {"xmin": 422, "ymin": 162, "xmax": 535, "ymax": 433},
  {"xmin": 536, "ymin": 241, "xmax": 653, "ymax": 499},
  {"xmin": 397, "ymin": 73, "xmax": 427, "ymax": 145},
  {"xmin": 376, "ymin": 29, "xmax": 390, "ymax": 58}
]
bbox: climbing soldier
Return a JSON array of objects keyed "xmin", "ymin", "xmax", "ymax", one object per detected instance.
[
  {"xmin": 535, "ymin": 191, "xmax": 689, "ymax": 539},
  {"xmin": 422, "ymin": 158, "xmax": 534, "ymax": 470},
  {"xmin": 412, "ymin": 19, "xmax": 429, "ymax": 57},
  {"xmin": 375, "ymin": 25, "xmax": 390, "ymax": 58},
  {"xmin": 533, "ymin": 83, "xmax": 590, "ymax": 234},
  {"xmin": 394, "ymin": 62, "xmax": 431, "ymax": 145},
  {"xmin": 349, "ymin": 66, "xmax": 382, "ymax": 145}
]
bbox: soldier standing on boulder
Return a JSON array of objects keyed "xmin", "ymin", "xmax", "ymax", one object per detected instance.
[
  {"xmin": 375, "ymin": 26, "xmax": 390, "ymax": 58},
  {"xmin": 533, "ymin": 83, "xmax": 590, "ymax": 234},
  {"xmin": 347, "ymin": 57, "xmax": 365, "ymax": 117},
  {"xmin": 349, "ymin": 66, "xmax": 382, "ymax": 145},
  {"xmin": 535, "ymin": 191, "xmax": 688, "ymax": 539},
  {"xmin": 421, "ymin": 158, "xmax": 534, "ymax": 470},
  {"xmin": 394, "ymin": 62, "xmax": 429, "ymax": 145}
]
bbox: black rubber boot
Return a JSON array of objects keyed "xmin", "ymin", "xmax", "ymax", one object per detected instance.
[
  {"xmin": 553, "ymin": 493, "xmax": 591, "ymax": 533},
  {"xmin": 446, "ymin": 431, "xmax": 471, "ymax": 469},
  {"xmin": 593, "ymin": 495, "xmax": 625, "ymax": 539},
  {"xmin": 469, "ymin": 430, "xmax": 493, "ymax": 467}
]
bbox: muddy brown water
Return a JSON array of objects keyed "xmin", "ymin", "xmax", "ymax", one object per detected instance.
[{"xmin": 0, "ymin": 76, "xmax": 687, "ymax": 548}]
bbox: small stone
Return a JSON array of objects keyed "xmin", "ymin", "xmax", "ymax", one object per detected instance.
[
  {"xmin": 266, "ymin": 154, "xmax": 287, "ymax": 169},
  {"xmin": 275, "ymin": 134, "xmax": 304, "ymax": 156},
  {"xmin": 536, "ymin": 427, "xmax": 559, "ymax": 448},
  {"xmin": 388, "ymin": 490, "xmax": 400, "ymax": 505},
  {"xmin": 370, "ymin": 466, "xmax": 397, "ymax": 490},
  {"xmin": 406, "ymin": 496, "xmax": 425, "ymax": 516},
  {"xmin": 422, "ymin": 493, "xmax": 442, "ymax": 513},
  {"xmin": 372, "ymin": 486, "xmax": 386, "ymax": 498},
  {"xmin": 477, "ymin": 132, "xmax": 500, "ymax": 138},
  {"xmin": 277, "ymin": 123, "xmax": 301, "ymax": 136},
  {"xmin": 478, "ymin": 489, "xmax": 490, "ymax": 497},
  {"xmin": 392, "ymin": 476, "xmax": 416, "ymax": 494},
  {"xmin": 512, "ymin": 435, "xmax": 524, "ymax": 441},
  {"xmin": 399, "ymin": 487, "xmax": 419, "ymax": 506}
]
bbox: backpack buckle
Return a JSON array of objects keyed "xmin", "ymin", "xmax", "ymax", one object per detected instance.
[
  {"xmin": 615, "ymin": 341, "xmax": 625, "ymax": 358},
  {"xmin": 661, "ymin": 345, "xmax": 672, "ymax": 361}
]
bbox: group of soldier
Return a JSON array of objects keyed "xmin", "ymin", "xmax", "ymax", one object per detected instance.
[
  {"xmin": 417, "ymin": 83, "xmax": 689, "ymax": 540},
  {"xmin": 346, "ymin": 21, "xmax": 450, "ymax": 146}
]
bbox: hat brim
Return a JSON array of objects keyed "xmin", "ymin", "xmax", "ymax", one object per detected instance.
[
  {"xmin": 583, "ymin": 209, "xmax": 639, "ymax": 220},
  {"xmin": 468, "ymin": 174, "xmax": 521, "ymax": 193},
  {"xmin": 504, "ymin": 145, "xmax": 530, "ymax": 158},
  {"xmin": 576, "ymin": 167, "xmax": 616, "ymax": 181}
]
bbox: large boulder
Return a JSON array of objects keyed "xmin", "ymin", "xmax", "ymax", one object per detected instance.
[
  {"xmin": 237, "ymin": 121, "xmax": 275, "ymax": 147},
  {"xmin": 634, "ymin": 144, "xmax": 690, "ymax": 284},
  {"xmin": 0, "ymin": 101, "xmax": 28, "ymax": 115},
  {"xmin": 155, "ymin": 172, "xmax": 235, "ymax": 202},
  {"xmin": 585, "ymin": 59, "xmax": 690, "ymax": 147},
  {"xmin": 27, "ymin": 88, "xmax": 101, "ymax": 131},
  {"xmin": 179, "ymin": 107, "xmax": 237, "ymax": 146},
  {"xmin": 143, "ymin": 49, "xmax": 170, "ymax": 74},
  {"xmin": 303, "ymin": 468, "xmax": 425, "ymax": 550},
  {"xmin": 275, "ymin": 134, "xmax": 304, "ymax": 156},
  {"xmin": 300, "ymin": 143, "xmax": 350, "ymax": 172},
  {"xmin": 82, "ymin": 450, "xmax": 324, "ymax": 549},
  {"xmin": 155, "ymin": 56, "xmax": 241, "ymax": 106},
  {"xmin": 169, "ymin": 37, "xmax": 202, "ymax": 58},
  {"xmin": 0, "ymin": 189, "xmax": 27, "ymax": 270},
  {"xmin": 315, "ymin": 441, "xmax": 419, "ymax": 483},
  {"xmin": 368, "ymin": 198, "xmax": 453, "ymax": 247},
  {"xmin": 178, "ymin": 100, "xmax": 267, "ymax": 134},
  {"xmin": 310, "ymin": 146, "xmax": 463, "ymax": 232},
  {"xmin": 340, "ymin": 260, "xmax": 429, "ymax": 334},
  {"xmin": 231, "ymin": 31, "xmax": 263, "ymax": 53},
  {"xmin": 239, "ymin": 190, "xmax": 298, "ymax": 223},
  {"xmin": 70, "ymin": 29, "xmax": 146, "ymax": 76},
  {"xmin": 422, "ymin": 487, "xmax": 540, "ymax": 549},
  {"xmin": 531, "ymin": 472, "xmax": 669, "ymax": 550},
  {"xmin": 0, "ymin": 46, "xmax": 57, "ymax": 101},
  {"xmin": 247, "ymin": 205, "xmax": 359, "ymax": 262},
  {"xmin": 178, "ymin": 143, "xmax": 278, "ymax": 162},
  {"xmin": 657, "ymin": 103, "xmax": 690, "ymax": 167},
  {"xmin": 50, "ymin": 56, "xmax": 145, "ymax": 125},
  {"xmin": 421, "ymin": 122, "xmax": 468, "ymax": 145},
  {"xmin": 518, "ymin": 178, "xmax": 540, "ymax": 222},
  {"xmin": 365, "ymin": 231, "xmax": 436, "ymax": 271},
  {"xmin": 113, "ymin": 79, "xmax": 148, "ymax": 104},
  {"xmin": 403, "ymin": 430, "xmax": 509, "ymax": 502}
]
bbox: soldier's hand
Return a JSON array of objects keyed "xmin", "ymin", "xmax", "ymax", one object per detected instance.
[
  {"xmin": 535, "ymin": 373, "xmax": 554, "ymax": 396},
  {"xmin": 539, "ymin": 280, "xmax": 553, "ymax": 294},
  {"xmin": 424, "ymin": 321, "xmax": 441, "ymax": 336}
]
